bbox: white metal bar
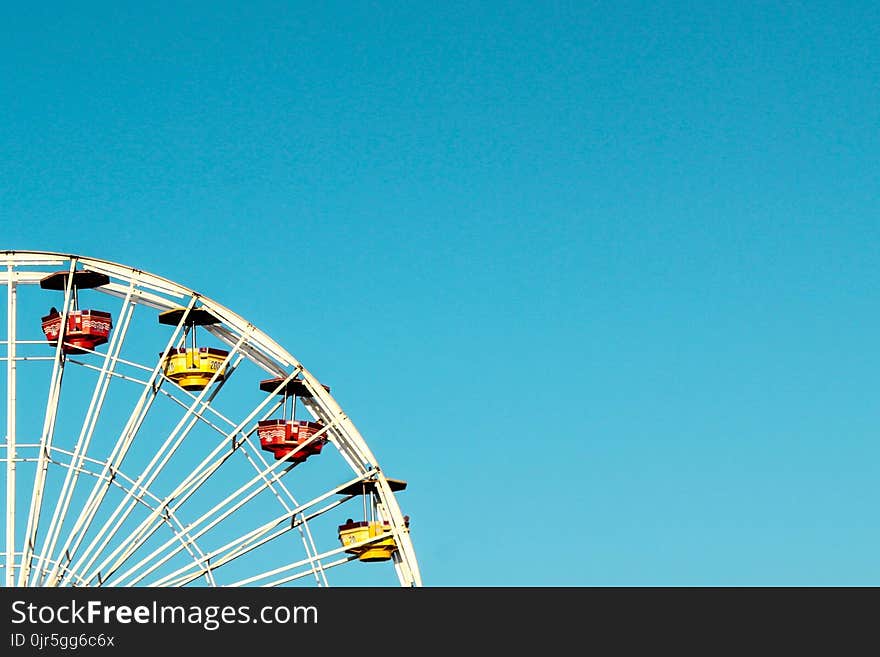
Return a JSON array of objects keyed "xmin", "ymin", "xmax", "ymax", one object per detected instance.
[
  {"xmin": 155, "ymin": 369, "xmax": 243, "ymax": 429},
  {"xmin": 33, "ymin": 285, "xmax": 136, "ymax": 585},
  {"xmin": 68, "ymin": 359, "xmax": 241, "ymax": 437},
  {"xmin": 0, "ymin": 271, "xmax": 59, "ymax": 286},
  {"xmin": 228, "ymin": 535, "xmax": 385, "ymax": 587},
  {"xmin": 47, "ymin": 294, "xmax": 198, "ymax": 587},
  {"xmin": 33, "ymin": 444, "xmax": 171, "ymax": 501},
  {"xmin": 89, "ymin": 371, "xmax": 298, "ymax": 585},
  {"xmin": 0, "ymin": 339, "xmax": 60, "ymax": 344},
  {"xmin": 0, "ymin": 356, "xmax": 57, "ymax": 361},
  {"xmin": 299, "ymin": 393, "xmax": 366, "ymax": 474},
  {"xmin": 5, "ymin": 265, "xmax": 17, "ymax": 585},
  {"xmin": 257, "ymin": 555, "xmax": 355, "ymax": 587},
  {"xmin": 74, "ymin": 347, "xmax": 156, "ymax": 374},
  {"xmin": 108, "ymin": 470, "xmax": 280, "ymax": 586},
  {"xmin": 234, "ymin": 436, "xmax": 328, "ymax": 586},
  {"xmin": 205, "ymin": 324, "xmax": 287, "ymax": 378},
  {"xmin": 153, "ymin": 494, "xmax": 351, "ymax": 587},
  {"xmin": 0, "ymin": 252, "xmax": 66, "ymax": 267},
  {"xmin": 78, "ymin": 260, "xmax": 187, "ymax": 299},
  {"xmin": 83, "ymin": 360, "xmax": 270, "ymax": 586},
  {"xmin": 18, "ymin": 257, "xmax": 77, "ymax": 585},
  {"xmin": 157, "ymin": 387, "xmax": 235, "ymax": 434},
  {"xmin": 81, "ymin": 332, "xmax": 249, "ymax": 584},
  {"xmin": 154, "ymin": 520, "xmax": 295, "ymax": 586},
  {"xmin": 112, "ymin": 467, "xmax": 375, "ymax": 587},
  {"xmin": 65, "ymin": 360, "xmax": 153, "ymax": 387},
  {"xmin": 375, "ymin": 472, "xmax": 421, "ymax": 587},
  {"xmin": 27, "ymin": 442, "xmax": 214, "ymax": 587},
  {"xmin": 96, "ymin": 282, "xmax": 180, "ymax": 312}
]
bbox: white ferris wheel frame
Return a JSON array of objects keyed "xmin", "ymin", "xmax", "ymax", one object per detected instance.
[{"xmin": 0, "ymin": 250, "xmax": 421, "ymax": 587}]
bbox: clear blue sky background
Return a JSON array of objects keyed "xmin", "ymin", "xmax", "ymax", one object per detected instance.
[{"xmin": 2, "ymin": 2, "xmax": 879, "ymax": 585}]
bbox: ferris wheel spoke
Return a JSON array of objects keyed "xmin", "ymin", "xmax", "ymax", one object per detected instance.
[
  {"xmin": 151, "ymin": 510, "xmax": 309, "ymax": 587},
  {"xmin": 47, "ymin": 295, "xmax": 198, "ymax": 587},
  {"xmin": 234, "ymin": 419, "xmax": 351, "ymax": 587},
  {"xmin": 5, "ymin": 264, "xmax": 18, "ymax": 585},
  {"xmin": 372, "ymin": 473, "xmax": 420, "ymax": 587},
  {"xmin": 157, "ymin": 386, "xmax": 237, "ymax": 434},
  {"xmin": 97, "ymin": 374, "xmax": 300, "ymax": 550},
  {"xmin": 67, "ymin": 357, "xmax": 241, "ymax": 439},
  {"xmin": 104, "ymin": 450, "xmax": 301, "ymax": 586},
  {"xmin": 254, "ymin": 555, "xmax": 358, "ymax": 587},
  {"xmin": 131, "ymin": 501, "xmax": 298, "ymax": 587},
  {"xmin": 71, "ymin": 347, "xmax": 156, "ymax": 374},
  {"xmin": 66, "ymin": 360, "xmax": 154, "ymax": 388},
  {"xmin": 24, "ymin": 445, "xmax": 211, "ymax": 587},
  {"xmin": 155, "ymin": 490, "xmax": 354, "ymax": 588},
  {"xmin": 298, "ymin": 394, "xmax": 368, "ymax": 475},
  {"xmin": 123, "ymin": 470, "xmax": 373, "ymax": 587},
  {"xmin": 32, "ymin": 285, "xmax": 137, "ymax": 586},
  {"xmin": 74, "ymin": 330, "xmax": 248, "ymax": 586},
  {"xmin": 19, "ymin": 259, "xmax": 77, "ymax": 586},
  {"xmin": 161, "ymin": 508, "xmax": 217, "ymax": 587},
  {"xmin": 23, "ymin": 445, "xmax": 202, "ymax": 580},
  {"xmin": 204, "ymin": 322, "xmax": 288, "ymax": 378},
  {"xmin": 234, "ymin": 438, "xmax": 328, "ymax": 586},
  {"xmin": 84, "ymin": 370, "xmax": 296, "ymax": 586},
  {"xmin": 216, "ymin": 380, "xmax": 337, "ymax": 573},
  {"xmin": 112, "ymin": 456, "xmax": 375, "ymax": 587},
  {"xmin": 106, "ymin": 475, "xmax": 277, "ymax": 586},
  {"xmin": 229, "ymin": 537, "xmax": 381, "ymax": 587}
]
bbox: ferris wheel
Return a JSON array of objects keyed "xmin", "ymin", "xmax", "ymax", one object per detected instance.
[{"xmin": 0, "ymin": 251, "xmax": 421, "ymax": 587}]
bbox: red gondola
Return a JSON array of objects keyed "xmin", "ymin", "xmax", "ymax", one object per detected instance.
[
  {"xmin": 256, "ymin": 376, "xmax": 330, "ymax": 463},
  {"xmin": 258, "ymin": 419, "xmax": 326, "ymax": 462},
  {"xmin": 39, "ymin": 270, "xmax": 113, "ymax": 355},
  {"xmin": 41, "ymin": 309, "xmax": 112, "ymax": 355}
]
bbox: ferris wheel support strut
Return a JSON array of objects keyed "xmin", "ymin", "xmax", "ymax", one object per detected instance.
[
  {"xmin": 48, "ymin": 295, "xmax": 198, "ymax": 587},
  {"xmin": 158, "ymin": 490, "xmax": 354, "ymax": 587},
  {"xmin": 376, "ymin": 471, "xmax": 421, "ymax": 587},
  {"xmin": 32, "ymin": 284, "xmax": 137, "ymax": 586},
  {"xmin": 111, "ymin": 436, "xmax": 370, "ymax": 587},
  {"xmin": 18, "ymin": 259, "xmax": 77, "ymax": 586},
  {"xmin": 35, "ymin": 441, "xmax": 216, "ymax": 588},
  {"xmin": 104, "ymin": 373, "xmax": 336, "ymax": 587},
  {"xmin": 90, "ymin": 355, "xmax": 293, "ymax": 586},
  {"xmin": 82, "ymin": 332, "xmax": 249, "ymax": 585},
  {"xmin": 5, "ymin": 265, "xmax": 17, "ymax": 586},
  {"xmin": 143, "ymin": 469, "xmax": 377, "ymax": 587},
  {"xmin": 235, "ymin": 438, "xmax": 328, "ymax": 586}
]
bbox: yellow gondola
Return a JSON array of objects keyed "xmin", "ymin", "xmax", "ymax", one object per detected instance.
[
  {"xmin": 158, "ymin": 307, "xmax": 228, "ymax": 391},
  {"xmin": 336, "ymin": 479, "xmax": 410, "ymax": 563},
  {"xmin": 338, "ymin": 520, "xmax": 401, "ymax": 562},
  {"xmin": 162, "ymin": 346, "xmax": 228, "ymax": 391}
]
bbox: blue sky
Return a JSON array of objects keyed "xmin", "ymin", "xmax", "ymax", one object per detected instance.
[{"xmin": 2, "ymin": 2, "xmax": 880, "ymax": 585}]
